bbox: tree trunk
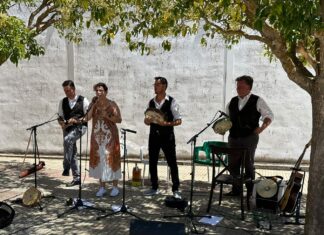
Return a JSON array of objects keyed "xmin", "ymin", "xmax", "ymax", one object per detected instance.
[{"xmin": 305, "ymin": 31, "xmax": 324, "ymax": 233}]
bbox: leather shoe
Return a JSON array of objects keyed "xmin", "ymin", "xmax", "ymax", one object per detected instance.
[
  {"xmin": 62, "ymin": 169, "xmax": 70, "ymax": 176},
  {"xmin": 224, "ymin": 191, "xmax": 240, "ymax": 196},
  {"xmin": 66, "ymin": 179, "xmax": 80, "ymax": 187}
]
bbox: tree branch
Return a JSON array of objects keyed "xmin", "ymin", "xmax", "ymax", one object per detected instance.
[
  {"xmin": 296, "ymin": 41, "xmax": 317, "ymax": 72},
  {"xmin": 37, "ymin": 13, "xmax": 59, "ymax": 33},
  {"xmin": 202, "ymin": 16, "xmax": 267, "ymax": 43},
  {"xmin": 28, "ymin": 0, "xmax": 51, "ymax": 28},
  {"xmin": 34, "ymin": 5, "xmax": 57, "ymax": 32}
]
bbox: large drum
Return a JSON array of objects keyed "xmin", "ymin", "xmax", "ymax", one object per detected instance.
[{"xmin": 250, "ymin": 176, "xmax": 286, "ymax": 212}]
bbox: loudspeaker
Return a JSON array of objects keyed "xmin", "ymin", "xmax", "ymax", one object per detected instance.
[
  {"xmin": 129, "ymin": 219, "xmax": 185, "ymax": 235},
  {"xmin": 0, "ymin": 202, "xmax": 15, "ymax": 229}
]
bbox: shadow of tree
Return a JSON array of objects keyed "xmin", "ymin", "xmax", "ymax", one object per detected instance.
[{"xmin": 0, "ymin": 160, "xmax": 305, "ymax": 235}]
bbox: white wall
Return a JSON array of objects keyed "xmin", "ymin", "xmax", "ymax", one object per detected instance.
[{"xmin": 0, "ymin": 27, "xmax": 312, "ymax": 161}]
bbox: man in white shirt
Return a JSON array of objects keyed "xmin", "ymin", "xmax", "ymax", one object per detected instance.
[
  {"xmin": 143, "ymin": 77, "xmax": 182, "ymax": 199},
  {"xmin": 225, "ymin": 75, "xmax": 274, "ymax": 196},
  {"xmin": 58, "ymin": 80, "xmax": 89, "ymax": 187}
]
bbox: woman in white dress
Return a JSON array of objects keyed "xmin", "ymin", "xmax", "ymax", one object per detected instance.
[{"xmin": 84, "ymin": 82, "xmax": 122, "ymax": 197}]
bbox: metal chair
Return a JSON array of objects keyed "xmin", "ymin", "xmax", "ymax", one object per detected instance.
[{"xmin": 207, "ymin": 145, "xmax": 247, "ymax": 220}]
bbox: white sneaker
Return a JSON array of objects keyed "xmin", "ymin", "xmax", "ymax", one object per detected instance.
[
  {"xmin": 173, "ymin": 191, "xmax": 182, "ymax": 199},
  {"xmin": 96, "ymin": 187, "xmax": 107, "ymax": 197},
  {"xmin": 110, "ymin": 187, "xmax": 119, "ymax": 197}
]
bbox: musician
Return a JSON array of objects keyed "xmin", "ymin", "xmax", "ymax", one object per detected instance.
[
  {"xmin": 144, "ymin": 77, "xmax": 182, "ymax": 199},
  {"xmin": 58, "ymin": 80, "xmax": 89, "ymax": 187},
  {"xmin": 225, "ymin": 75, "xmax": 274, "ymax": 196},
  {"xmin": 82, "ymin": 82, "xmax": 122, "ymax": 197}
]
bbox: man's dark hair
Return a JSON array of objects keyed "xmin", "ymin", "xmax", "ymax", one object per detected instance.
[
  {"xmin": 93, "ymin": 82, "xmax": 108, "ymax": 92},
  {"xmin": 62, "ymin": 80, "xmax": 75, "ymax": 89},
  {"xmin": 235, "ymin": 75, "xmax": 253, "ymax": 89},
  {"xmin": 154, "ymin": 76, "xmax": 168, "ymax": 88}
]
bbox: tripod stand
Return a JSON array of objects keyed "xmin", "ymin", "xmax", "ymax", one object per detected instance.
[
  {"xmin": 24, "ymin": 118, "xmax": 58, "ymax": 210},
  {"xmin": 164, "ymin": 114, "xmax": 225, "ymax": 233},
  {"xmin": 97, "ymin": 128, "xmax": 143, "ymax": 221},
  {"xmin": 57, "ymin": 124, "xmax": 105, "ymax": 218}
]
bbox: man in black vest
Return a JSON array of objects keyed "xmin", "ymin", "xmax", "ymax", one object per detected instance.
[
  {"xmin": 58, "ymin": 80, "xmax": 89, "ymax": 187},
  {"xmin": 144, "ymin": 77, "xmax": 182, "ymax": 199},
  {"xmin": 226, "ymin": 75, "xmax": 273, "ymax": 196}
]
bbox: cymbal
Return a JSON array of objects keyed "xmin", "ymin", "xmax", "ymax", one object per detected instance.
[{"xmin": 256, "ymin": 179, "xmax": 278, "ymax": 198}]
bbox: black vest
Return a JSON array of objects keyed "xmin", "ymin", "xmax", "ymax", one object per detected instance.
[
  {"xmin": 229, "ymin": 94, "xmax": 260, "ymax": 138},
  {"xmin": 149, "ymin": 96, "xmax": 174, "ymax": 134},
  {"xmin": 62, "ymin": 96, "xmax": 87, "ymax": 132}
]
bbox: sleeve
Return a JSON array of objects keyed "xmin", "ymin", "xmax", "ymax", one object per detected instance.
[
  {"xmin": 83, "ymin": 97, "xmax": 90, "ymax": 114},
  {"xmin": 257, "ymin": 97, "xmax": 274, "ymax": 121},
  {"xmin": 171, "ymin": 98, "xmax": 182, "ymax": 121},
  {"xmin": 58, "ymin": 99, "xmax": 64, "ymax": 118}
]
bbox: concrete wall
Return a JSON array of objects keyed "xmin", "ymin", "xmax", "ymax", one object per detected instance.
[{"xmin": 0, "ymin": 27, "xmax": 312, "ymax": 161}]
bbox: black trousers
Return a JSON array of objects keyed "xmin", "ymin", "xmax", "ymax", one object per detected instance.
[
  {"xmin": 228, "ymin": 133, "xmax": 259, "ymax": 194},
  {"xmin": 148, "ymin": 130, "xmax": 180, "ymax": 192}
]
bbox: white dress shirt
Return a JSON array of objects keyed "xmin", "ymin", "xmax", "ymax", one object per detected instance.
[{"xmin": 226, "ymin": 93, "xmax": 274, "ymax": 121}]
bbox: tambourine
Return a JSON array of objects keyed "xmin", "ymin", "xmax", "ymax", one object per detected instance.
[
  {"xmin": 212, "ymin": 118, "xmax": 232, "ymax": 135},
  {"xmin": 22, "ymin": 186, "xmax": 41, "ymax": 207},
  {"xmin": 144, "ymin": 108, "xmax": 166, "ymax": 124}
]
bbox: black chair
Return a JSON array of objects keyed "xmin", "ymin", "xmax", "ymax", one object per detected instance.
[{"xmin": 207, "ymin": 145, "xmax": 247, "ymax": 220}]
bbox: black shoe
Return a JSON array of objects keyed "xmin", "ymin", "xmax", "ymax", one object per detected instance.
[
  {"xmin": 66, "ymin": 180, "xmax": 80, "ymax": 187},
  {"xmin": 62, "ymin": 169, "xmax": 70, "ymax": 176},
  {"xmin": 224, "ymin": 191, "xmax": 240, "ymax": 196}
]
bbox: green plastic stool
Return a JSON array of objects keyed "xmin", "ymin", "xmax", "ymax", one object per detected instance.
[{"xmin": 194, "ymin": 141, "xmax": 228, "ymax": 181}]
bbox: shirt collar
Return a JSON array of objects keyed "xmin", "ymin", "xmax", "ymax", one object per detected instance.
[
  {"xmin": 68, "ymin": 95, "xmax": 78, "ymax": 102},
  {"xmin": 154, "ymin": 94, "xmax": 169, "ymax": 102},
  {"xmin": 238, "ymin": 92, "xmax": 251, "ymax": 101}
]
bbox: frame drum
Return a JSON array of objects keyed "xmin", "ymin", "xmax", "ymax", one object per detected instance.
[
  {"xmin": 212, "ymin": 118, "xmax": 232, "ymax": 135},
  {"xmin": 144, "ymin": 108, "xmax": 166, "ymax": 124},
  {"xmin": 22, "ymin": 186, "xmax": 41, "ymax": 207}
]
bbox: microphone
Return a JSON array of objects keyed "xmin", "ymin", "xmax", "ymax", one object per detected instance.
[
  {"xmin": 19, "ymin": 161, "xmax": 45, "ymax": 178},
  {"xmin": 121, "ymin": 128, "xmax": 137, "ymax": 134},
  {"xmin": 87, "ymin": 96, "xmax": 98, "ymax": 111},
  {"xmin": 219, "ymin": 110, "xmax": 229, "ymax": 118},
  {"xmin": 84, "ymin": 96, "xmax": 99, "ymax": 118}
]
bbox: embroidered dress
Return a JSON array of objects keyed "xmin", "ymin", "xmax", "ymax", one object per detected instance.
[{"xmin": 89, "ymin": 99, "xmax": 121, "ymax": 181}]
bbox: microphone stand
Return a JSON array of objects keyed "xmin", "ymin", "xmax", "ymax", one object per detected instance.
[
  {"xmin": 57, "ymin": 121, "xmax": 105, "ymax": 218},
  {"xmin": 164, "ymin": 112, "xmax": 224, "ymax": 234},
  {"xmin": 25, "ymin": 117, "xmax": 58, "ymax": 210},
  {"xmin": 97, "ymin": 128, "xmax": 143, "ymax": 221}
]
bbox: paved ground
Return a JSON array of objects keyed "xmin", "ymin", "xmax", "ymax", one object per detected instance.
[{"xmin": 0, "ymin": 156, "xmax": 306, "ymax": 234}]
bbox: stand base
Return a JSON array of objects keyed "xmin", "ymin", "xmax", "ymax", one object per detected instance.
[
  {"xmin": 11, "ymin": 194, "xmax": 55, "ymax": 211},
  {"xmin": 38, "ymin": 195, "xmax": 56, "ymax": 211},
  {"xmin": 282, "ymin": 214, "xmax": 305, "ymax": 225},
  {"xmin": 57, "ymin": 198, "xmax": 105, "ymax": 218},
  {"xmin": 96, "ymin": 204, "xmax": 143, "ymax": 221},
  {"xmin": 164, "ymin": 210, "xmax": 210, "ymax": 234}
]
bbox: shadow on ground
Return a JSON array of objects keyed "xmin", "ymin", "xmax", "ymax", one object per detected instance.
[{"xmin": 0, "ymin": 159, "xmax": 305, "ymax": 234}]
